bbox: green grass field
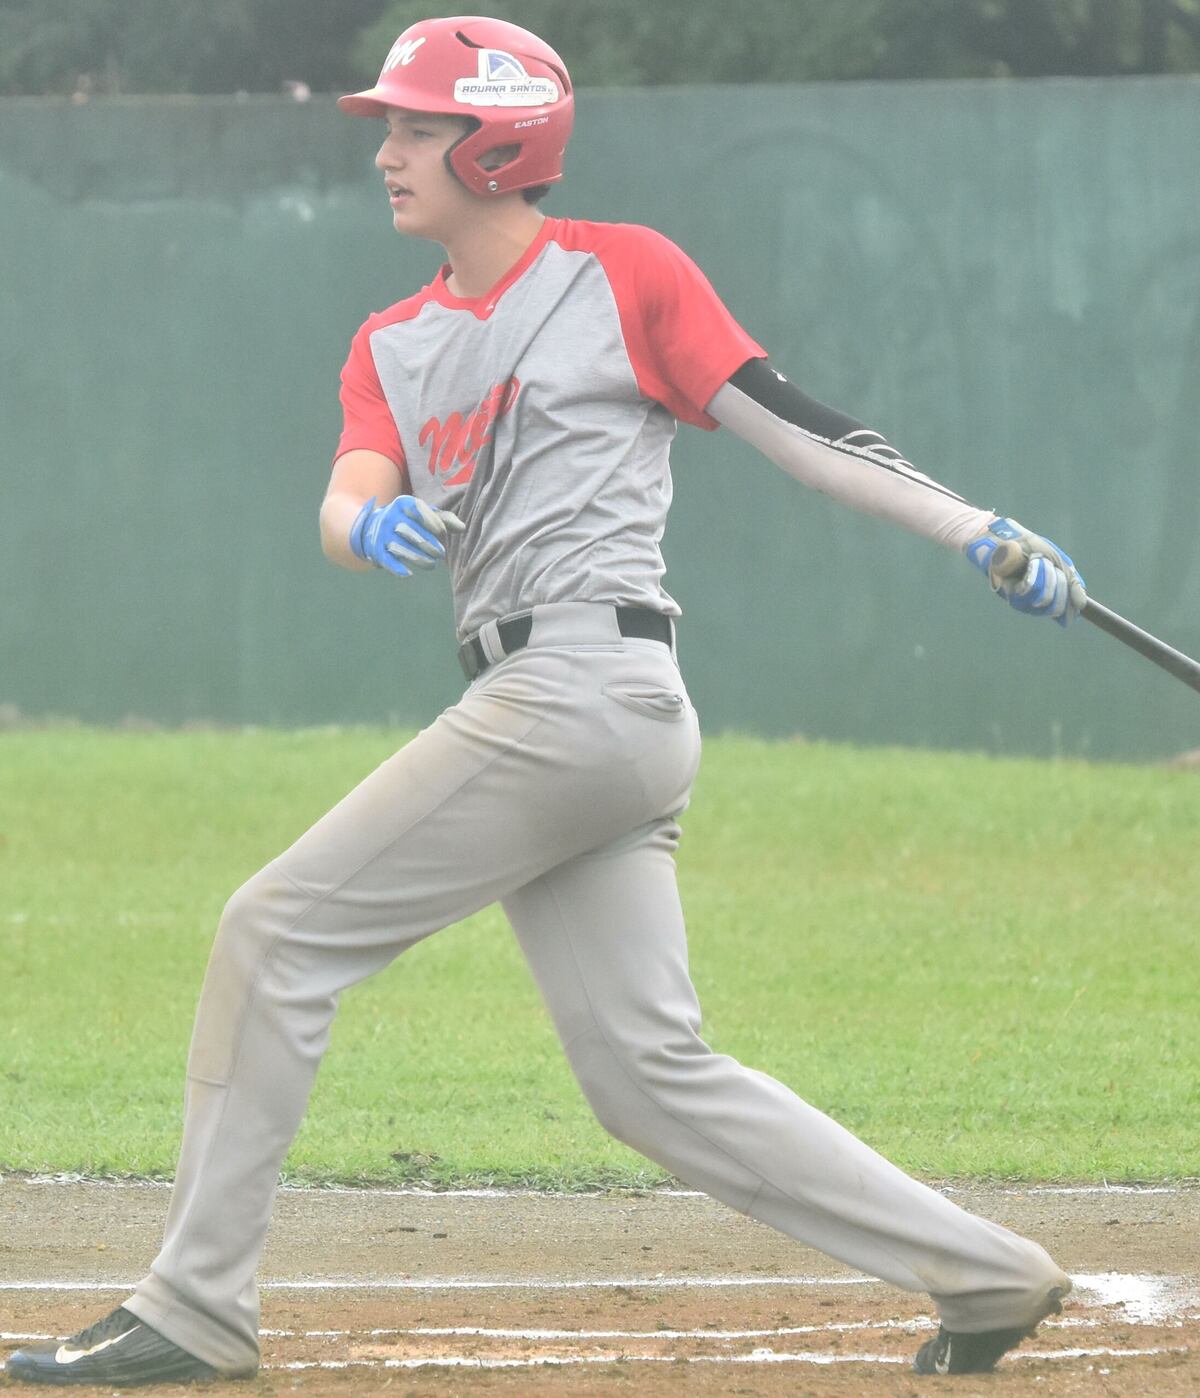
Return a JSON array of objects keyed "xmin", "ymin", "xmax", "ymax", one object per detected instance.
[{"xmin": 1, "ymin": 728, "xmax": 1197, "ymax": 1186}]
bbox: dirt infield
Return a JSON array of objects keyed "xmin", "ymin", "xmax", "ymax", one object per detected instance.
[{"xmin": 2, "ymin": 1177, "xmax": 1197, "ymax": 1395}]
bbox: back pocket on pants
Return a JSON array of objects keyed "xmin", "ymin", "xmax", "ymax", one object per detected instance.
[{"xmin": 601, "ymin": 681, "xmax": 687, "ymax": 722}]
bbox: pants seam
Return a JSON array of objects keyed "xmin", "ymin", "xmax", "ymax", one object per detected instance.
[
  {"xmin": 543, "ymin": 874, "xmax": 766, "ymax": 1212},
  {"xmin": 167, "ymin": 708, "xmax": 554, "ymax": 1288},
  {"xmin": 277, "ymin": 708, "xmax": 551, "ymax": 916},
  {"xmin": 542, "ymin": 878, "xmax": 947, "ymax": 1290}
]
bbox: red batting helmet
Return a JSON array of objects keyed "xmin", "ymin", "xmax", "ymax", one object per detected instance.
[{"xmin": 338, "ymin": 15, "xmax": 574, "ymax": 197}]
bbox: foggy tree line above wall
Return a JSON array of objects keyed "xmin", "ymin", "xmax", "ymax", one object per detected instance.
[{"xmin": 2, "ymin": 0, "xmax": 1199, "ymax": 98}]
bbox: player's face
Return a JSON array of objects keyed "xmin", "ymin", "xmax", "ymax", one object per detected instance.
[{"xmin": 375, "ymin": 108, "xmax": 477, "ymax": 240}]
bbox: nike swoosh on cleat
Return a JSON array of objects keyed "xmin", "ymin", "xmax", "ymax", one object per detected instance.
[{"xmin": 54, "ymin": 1327, "xmax": 141, "ymax": 1364}]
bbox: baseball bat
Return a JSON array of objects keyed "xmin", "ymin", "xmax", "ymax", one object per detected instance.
[{"xmin": 991, "ymin": 539, "xmax": 1200, "ymax": 696}]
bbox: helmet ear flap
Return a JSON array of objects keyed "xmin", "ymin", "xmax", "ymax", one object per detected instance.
[
  {"xmin": 447, "ymin": 122, "xmax": 540, "ymax": 196},
  {"xmin": 481, "ymin": 144, "xmax": 522, "ymax": 173},
  {"xmin": 443, "ymin": 117, "xmax": 482, "ymax": 186},
  {"xmin": 442, "ymin": 122, "xmax": 521, "ymax": 195},
  {"xmin": 479, "ymin": 145, "xmax": 522, "ymax": 195}
]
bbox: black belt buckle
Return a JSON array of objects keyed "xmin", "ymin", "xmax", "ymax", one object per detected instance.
[{"xmin": 458, "ymin": 636, "xmax": 486, "ymax": 680}]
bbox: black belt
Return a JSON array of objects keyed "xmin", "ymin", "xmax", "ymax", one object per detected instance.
[{"xmin": 458, "ymin": 606, "xmax": 673, "ymax": 680}]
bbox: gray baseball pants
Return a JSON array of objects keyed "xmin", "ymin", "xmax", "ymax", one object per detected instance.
[{"xmin": 125, "ymin": 602, "xmax": 1070, "ymax": 1374}]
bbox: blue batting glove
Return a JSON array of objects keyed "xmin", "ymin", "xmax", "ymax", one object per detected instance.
[
  {"xmin": 966, "ymin": 517, "xmax": 1087, "ymax": 627},
  {"xmin": 349, "ymin": 495, "xmax": 465, "ymax": 577}
]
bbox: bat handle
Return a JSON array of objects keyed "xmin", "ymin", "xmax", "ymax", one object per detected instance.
[
  {"xmin": 989, "ymin": 539, "xmax": 1028, "ymax": 580},
  {"xmin": 985, "ymin": 537, "xmax": 1200, "ymax": 696}
]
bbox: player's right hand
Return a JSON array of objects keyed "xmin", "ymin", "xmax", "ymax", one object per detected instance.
[
  {"xmin": 349, "ymin": 495, "xmax": 466, "ymax": 577},
  {"xmin": 965, "ymin": 517, "xmax": 1087, "ymax": 627}
]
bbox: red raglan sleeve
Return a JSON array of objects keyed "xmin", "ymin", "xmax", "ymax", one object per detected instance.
[
  {"xmin": 601, "ymin": 225, "xmax": 766, "ymax": 430},
  {"xmin": 333, "ymin": 317, "xmax": 408, "ymax": 471}
]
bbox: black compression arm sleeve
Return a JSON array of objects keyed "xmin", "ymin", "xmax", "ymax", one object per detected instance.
[
  {"xmin": 726, "ymin": 357, "xmax": 969, "ymax": 507},
  {"xmin": 729, "ymin": 358, "xmax": 868, "ymax": 442}
]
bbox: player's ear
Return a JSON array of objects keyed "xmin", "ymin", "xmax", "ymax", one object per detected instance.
[{"xmin": 480, "ymin": 144, "xmax": 521, "ymax": 171}]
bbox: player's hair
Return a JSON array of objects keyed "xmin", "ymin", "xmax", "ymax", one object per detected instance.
[{"xmin": 523, "ymin": 185, "xmax": 552, "ymax": 205}]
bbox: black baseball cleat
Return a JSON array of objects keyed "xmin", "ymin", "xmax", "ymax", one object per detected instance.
[
  {"xmin": 4, "ymin": 1306, "xmax": 221, "ymax": 1386},
  {"xmin": 913, "ymin": 1284, "xmax": 1069, "ymax": 1375}
]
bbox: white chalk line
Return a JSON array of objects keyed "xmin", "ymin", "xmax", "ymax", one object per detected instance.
[
  {"xmin": 999, "ymin": 1186, "xmax": 1182, "ymax": 1196},
  {"xmin": 1, "ymin": 1319, "xmax": 940, "ymax": 1345},
  {"xmin": 308, "ymin": 1318, "xmax": 943, "ymax": 1340},
  {"xmin": 2, "ymin": 1349, "xmax": 1182, "ymax": 1377},
  {"xmin": 0, "ymin": 1275, "xmax": 878, "ymax": 1293},
  {"xmin": 1073, "ymin": 1271, "xmax": 1200, "ymax": 1323},
  {"xmin": 7, "ymin": 1312, "xmax": 1192, "ymax": 1374},
  {"xmin": 273, "ymin": 1315, "xmax": 1178, "ymax": 1339},
  {"xmin": 269, "ymin": 1353, "xmax": 906, "ymax": 1370},
  {"xmin": 262, "ymin": 1316, "xmax": 1160, "ymax": 1339},
  {"xmin": 262, "ymin": 1344, "xmax": 1187, "ymax": 1373},
  {"xmin": 8, "ymin": 1172, "xmax": 1195, "ymax": 1198},
  {"xmin": 6, "ymin": 1315, "xmax": 1185, "ymax": 1347},
  {"xmin": 8, "ymin": 1174, "xmax": 679, "ymax": 1199}
]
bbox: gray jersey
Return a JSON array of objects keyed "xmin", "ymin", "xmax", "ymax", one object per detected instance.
[{"xmin": 335, "ymin": 217, "xmax": 763, "ymax": 640}]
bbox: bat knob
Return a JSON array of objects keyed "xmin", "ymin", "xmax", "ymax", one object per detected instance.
[{"xmin": 990, "ymin": 539, "xmax": 1028, "ymax": 582}]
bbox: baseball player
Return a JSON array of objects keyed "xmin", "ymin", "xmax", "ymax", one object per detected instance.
[{"xmin": 8, "ymin": 15, "xmax": 1085, "ymax": 1386}]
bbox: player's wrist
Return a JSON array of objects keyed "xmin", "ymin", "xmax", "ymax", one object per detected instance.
[{"xmin": 348, "ymin": 498, "xmax": 379, "ymax": 563}]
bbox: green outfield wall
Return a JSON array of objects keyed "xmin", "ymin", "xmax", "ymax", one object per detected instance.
[{"xmin": 2, "ymin": 80, "xmax": 1198, "ymax": 758}]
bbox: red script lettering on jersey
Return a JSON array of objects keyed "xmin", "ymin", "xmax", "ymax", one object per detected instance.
[{"xmin": 419, "ymin": 377, "xmax": 520, "ymax": 487}]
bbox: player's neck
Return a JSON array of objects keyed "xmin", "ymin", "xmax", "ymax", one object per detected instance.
[{"xmin": 441, "ymin": 206, "xmax": 547, "ymax": 301}]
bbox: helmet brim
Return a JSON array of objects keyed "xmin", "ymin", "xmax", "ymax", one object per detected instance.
[
  {"xmin": 337, "ymin": 89, "xmax": 392, "ymax": 117},
  {"xmin": 337, "ymin": 87, "xmax": 470, "ymax": 120}
]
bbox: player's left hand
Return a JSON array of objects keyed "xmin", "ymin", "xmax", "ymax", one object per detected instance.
[
  {"xmin": 349, "ymin": 495, "xmax": 466, "ymax": 577},
  {"xmin": 965, "ymin": 517, "xmax": 1087, "ymax": 627}
]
